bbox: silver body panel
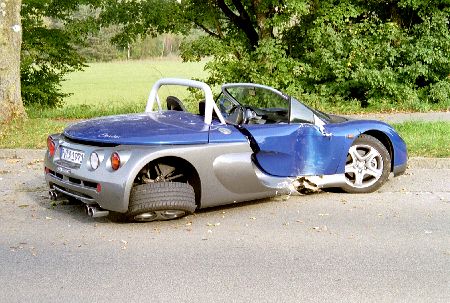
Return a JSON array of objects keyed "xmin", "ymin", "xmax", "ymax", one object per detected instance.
[
  {"xmin": 45, "ymin": 136, "xmax": 346, "ymax": 213},
  {"xmin": 45, "ymin": 137, "xmax": 275, "ymax": 212}
]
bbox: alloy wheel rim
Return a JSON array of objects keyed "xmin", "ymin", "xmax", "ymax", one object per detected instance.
[{"xmin": 344, "ymin": 144, "xmax": 383, "ymax": 188}]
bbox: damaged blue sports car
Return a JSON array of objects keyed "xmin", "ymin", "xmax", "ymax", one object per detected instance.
[{"xmin": 44, "ymin": 78, "xmax": 407, "ymax": 222}]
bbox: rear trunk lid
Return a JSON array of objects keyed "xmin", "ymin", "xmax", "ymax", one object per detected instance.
[{"xmin": 63, "ymin": 112, "xmax": 209, "ymax": 145}]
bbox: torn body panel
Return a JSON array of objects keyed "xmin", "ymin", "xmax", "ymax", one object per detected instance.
[{"xmin": 244, "ymin": 123, "xmax": 347, "ymax": 177}]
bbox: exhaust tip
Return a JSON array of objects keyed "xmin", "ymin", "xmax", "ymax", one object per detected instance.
[
  {"xmin": 85, "ymin": 205, "xmax": 109, "ymax": 218},
  {"xmin": 48, "ymin": 190, "xmax": 57, "ymax": 201}
]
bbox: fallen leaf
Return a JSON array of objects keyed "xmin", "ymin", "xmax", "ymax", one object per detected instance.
[
  {"xmin": 6, "ymin": 159, "xmax": 21, "ymax": 164},
  {"xmin": 312, "ymin": 225, "xmax": 328, "ymax": 232},
  {"xmin": 27, "ymin": 159, "xmax": 43, "ymax": 166},
  {"xmin": 18, "ymin": 204, "xmax": 29, "ymax": 208},
  {"xmin": 206, "ymin": 222, "xmax": 220, "ymax": 227}
]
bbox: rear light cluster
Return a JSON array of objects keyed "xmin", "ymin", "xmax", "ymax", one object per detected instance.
[
  {"xmin": 90, "ymin": 152, "xmax": 100, "ymax": 170},
  {"xmin": 111, "ymin": 152, "xmax": 121, "ymax": 170},
  {"xmin": 47, "ymin": 135, "xmax": 122, "ymax": 172},
  {"xmin": 47, "ymin": 136, "xmax": 56, "ymax": 156},
  {"xmin": 89, "ymin": 151, "xmax": 121, "ymax": 171}
]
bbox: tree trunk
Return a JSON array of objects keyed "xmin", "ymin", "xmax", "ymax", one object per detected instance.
[{"xmin": 0, "ymin": 0, "xmax": 25, "ymax": 123}]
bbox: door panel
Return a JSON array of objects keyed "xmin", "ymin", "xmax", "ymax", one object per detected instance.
[{"xmin": 245, "ymin": 124, "xmax": 344, "ymax": 177}]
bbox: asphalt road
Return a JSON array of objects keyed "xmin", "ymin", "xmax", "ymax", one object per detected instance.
[{"xmin": 0, "ymin": 150, "xmax": 449, "ymax": 303}]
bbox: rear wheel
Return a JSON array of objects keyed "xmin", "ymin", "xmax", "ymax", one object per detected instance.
[
  {"xmin": 128, "ymin": 182, "xmax": 196, "ymax": 222},
  {"xmin": 342, "ymin": 135, "xmax": 391, "ymax": 193},
  {"xmin": 128, "ymin": 161, "xmax": 196, "ymax": 222}
]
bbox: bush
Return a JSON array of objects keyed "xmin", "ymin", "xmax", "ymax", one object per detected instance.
[{"xmin": 180, "ymin": 0, "xmax": 450, "ymax": 112}]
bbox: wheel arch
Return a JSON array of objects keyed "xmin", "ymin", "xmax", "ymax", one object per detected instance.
[
  {"xmin": 132, "ymin": 156, "xmax": 202, "ymax": 208},
  {"xmin": 361, "ymin": 130, "xmax": 394, "ymax": 172}
]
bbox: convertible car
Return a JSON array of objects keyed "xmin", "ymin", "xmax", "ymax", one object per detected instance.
[{"xmin": 44, "ymin": 78, "xmax": 407, "ymax": 222}]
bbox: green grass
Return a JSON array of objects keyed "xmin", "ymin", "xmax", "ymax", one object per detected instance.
[
  {"xmin": 26, "ymin": 102, "xmax": 145, "ymax": 119},
  {"xmin": 393, "ymin": 121, "xmax": 450, "ymax": 158},
  {"xmin": 0, "ymin": 118, "xmax": 67, "ymax": 149},
  {"xmin": 61, "ymin": 58, "xmax": 208, "ymax": 107}
]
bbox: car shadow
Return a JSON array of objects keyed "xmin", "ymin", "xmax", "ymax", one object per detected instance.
[{"xmin": 28, "ymin": 174, "xmax": 328, "ymax": 224}]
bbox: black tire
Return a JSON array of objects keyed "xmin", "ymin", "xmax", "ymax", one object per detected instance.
[
  {"xmin": 127, "ymin": 182, "xmax": 196, "ymax": 222},
  {"xmin": 341, "ymin": 135, "xmax": 391, "ymax": 193}
]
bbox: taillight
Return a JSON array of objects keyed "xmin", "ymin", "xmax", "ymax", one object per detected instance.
[
  {"xmin": 47, "ymin": 136, "xmax": 55, "ymax": 156},
  {"xmin": 90, "ymin": 152, "xmax": 100, "ymax": 170},
  {"xmin": 111, "ymin": 152, "xmax": 120, "ymax": 170}
]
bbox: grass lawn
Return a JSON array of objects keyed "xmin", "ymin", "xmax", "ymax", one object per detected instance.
[
  {"xmin": 61, "ymin": 58, "xmax": 209, "ymax": 106},
  {"xmin": 393, "ymin": 121, "xmax": 450, "ymax": 158}
]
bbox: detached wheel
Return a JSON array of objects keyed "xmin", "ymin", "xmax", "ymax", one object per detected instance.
[
  {"xmin": 127, "ymin": 182, "xmax": 196, "ymax": 222},
  {"xmin": 342, "ymin": 135, "xmax": 391, "ymax": 193}
]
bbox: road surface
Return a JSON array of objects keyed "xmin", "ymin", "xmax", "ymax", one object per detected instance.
[{"xmin": 0, "ymin": 150, "xmax": 449, "ymax": 302}]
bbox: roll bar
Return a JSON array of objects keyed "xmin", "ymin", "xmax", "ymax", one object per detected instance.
[{"xmin": 145, "ymin": 78, "xmax": 226, "ymax": 125}]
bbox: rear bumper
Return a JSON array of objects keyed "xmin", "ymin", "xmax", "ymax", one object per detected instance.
[
  {"xmin": 44, "ymin": 164, "xmax": 129, "ymax": 212},
  {"xmin": 44, "ymin": 141, "xmax": 133, "ymax": 213},
  {"xmin": 45, "ymin": 170, "xmax": 99, "ymax": 204}
]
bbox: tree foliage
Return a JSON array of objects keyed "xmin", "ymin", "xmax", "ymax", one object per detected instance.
[
  {"xmin": 99, "ymin": 0, "xmax": 450, "ymax": 111},
  {"xmin": 20, "ymin": 0, "xmax": 96, "ymax": 107}
]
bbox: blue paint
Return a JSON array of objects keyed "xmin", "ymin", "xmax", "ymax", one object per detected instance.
[
  {"xmin": 242, "ymin": 119, "xmax": 407, "ymax": 177},
  {"xmin": 64, "ymin": 112, "xmax": 210, "ymax": 145},
  {"xmin": 245, "ymin": 124, "xmax": 346, "ymax": 177},
  {"xmin": 326, "ymin": 120, "xmax": 408, "ymax": 173},
  {"xmin": 208, "ymin": 123, "xmax": 248, "ymax": 143}
]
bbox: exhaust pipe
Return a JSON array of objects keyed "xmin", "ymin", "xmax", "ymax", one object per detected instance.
[
  {"xmin": 85, "ymin": 204, "xmax": 109, "ymax": 218},
  {"xmin": 48, "ymin": 189, "xmax": 61, "ymax": 201}
]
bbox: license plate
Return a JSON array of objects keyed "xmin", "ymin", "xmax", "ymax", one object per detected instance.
[{"xmin": 60, "ymin": 147, "xmax": 85, "ymax": 165}]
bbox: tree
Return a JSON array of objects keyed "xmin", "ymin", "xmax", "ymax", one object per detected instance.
[
  {"xmin": 99, "ymin": 0, "xmax": 450, "ymax": 111},
  {"xmin": 0, "ymin": 0, "xmax": 25, "ymax": 123},
  {"xmin": 20, "ymin": 0, "xmax": 95, "ymax": 108}
]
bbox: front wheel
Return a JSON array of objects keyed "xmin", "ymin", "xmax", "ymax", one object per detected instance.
[{"xmin": 341, "ymin": 135, "xmax": 391, "ymax": 193}]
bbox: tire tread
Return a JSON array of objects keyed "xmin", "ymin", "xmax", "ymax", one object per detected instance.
[{"xmin": 128, "ymin": 182, "xmax": 196, "ymax": 218}]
